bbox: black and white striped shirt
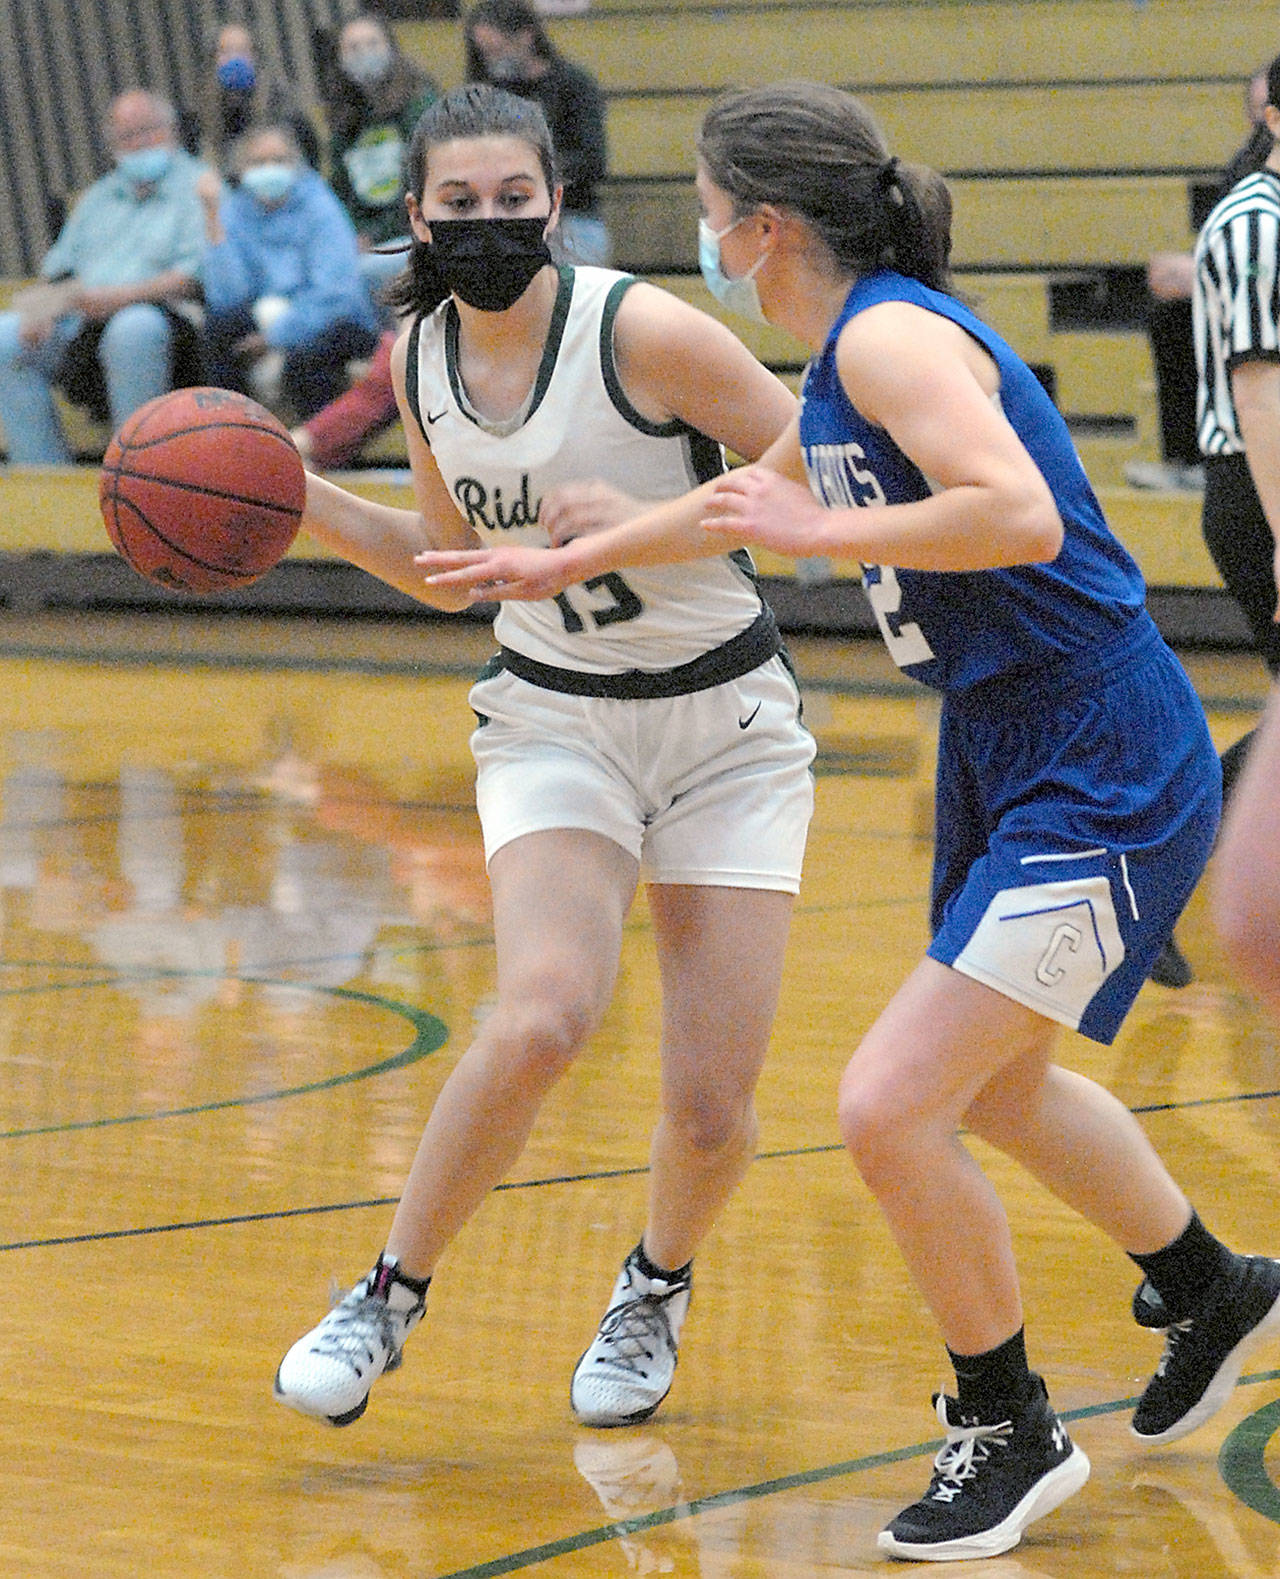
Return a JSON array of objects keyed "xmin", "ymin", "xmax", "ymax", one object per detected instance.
[{"xmin": 1193, "ymin": 167, "xmax": 1280, "ymax": 456}]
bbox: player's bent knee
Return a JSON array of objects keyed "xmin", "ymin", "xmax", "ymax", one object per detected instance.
[
  {"xmin": 663, "ymin": 1089, "xmax": 756, "ymax": 1156},
  {"xmin": 836, "ymin": 1076, "xmax": 910, "ymax": 1179},
  {"xmin": 487, "ymin": 989, "xmax": 601, "ymax": 1087}
]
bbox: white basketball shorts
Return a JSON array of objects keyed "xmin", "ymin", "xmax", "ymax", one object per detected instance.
[{"xmin": 468, "ymin": 655, "xmax": 815, "ymax": 891}]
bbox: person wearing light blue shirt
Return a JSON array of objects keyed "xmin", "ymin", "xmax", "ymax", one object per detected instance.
[
  {"xmin": 0, "ymin": 89, "xmax": 206, "ymax": 465},
  {"xmin": 198, "ymin": 122, "xmax": 380, "ymax": 420}
]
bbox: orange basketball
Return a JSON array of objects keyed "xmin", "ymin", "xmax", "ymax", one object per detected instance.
[{"xmin": 98, "ymin": 387, "xmax": 306, "ymax": 594}]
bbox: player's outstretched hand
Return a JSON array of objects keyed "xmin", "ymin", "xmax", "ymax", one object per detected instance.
[
  {"xmin": 541, "ymin": 480, "xmax": 641, "ymax": 546},
  {"xmin": 416, "ymin": 544, "xmax": 572, "ymax": 601},
  {"xmin": 701, "ymin": 466, "xmax": 831, "ymax": 557}
]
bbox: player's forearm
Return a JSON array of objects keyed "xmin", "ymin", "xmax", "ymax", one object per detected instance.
[
  {"xmin": 555, "ymin": 477, "xmax": 741, "ymax": 579},
  {"xmin": 802, "ymin": 480, "xmax": 1062, "ymax": 571},
  {"xmin": 300, "ymin": 473, "xmax": 472, "ymax": 611}
]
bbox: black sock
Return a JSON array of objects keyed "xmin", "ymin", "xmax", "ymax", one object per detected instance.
[
  {"xmin": 1129, "ymin": 1211, "xmax": 1240, "ymax": 1322},
  {"xmin": 634, "ymin": 1241, "xmax": 692, "ymax": 1283},
  {"xmin": 1220, "ymin": 730, "xmax": 1256, "ymax": 805},
  {"xmin": 947, "ymin": 1328, "xmax": 1035, "ymax": 1421},
  {"xmin": 377, "ymin": 1253, "xmax": 431, "ymax": 1298},
  {"xmin": 395, "ymin": 1266, "xmax": 432, "ymax": 1297}
]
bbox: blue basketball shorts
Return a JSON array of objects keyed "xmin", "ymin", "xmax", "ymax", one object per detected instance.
[{"xmin": 927, "ymin": 620, "xmax": 1220, "ymax": 1043}]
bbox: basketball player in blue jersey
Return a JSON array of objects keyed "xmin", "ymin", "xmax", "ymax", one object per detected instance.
[
  {"xmin": 271, "ymin": 86, "xmax": 816, "ymax": 1434},
  {"xmin": 420, "ymin": 82, "xmax": 1280, "ymax": 1564}
]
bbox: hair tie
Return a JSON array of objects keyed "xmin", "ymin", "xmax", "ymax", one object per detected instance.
[{"xmin": 879, "ymin": 156, "xmax": 903, "ymax": 205}]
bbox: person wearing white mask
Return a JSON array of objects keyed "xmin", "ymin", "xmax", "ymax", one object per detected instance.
[
  {"xmin": 0, "ymin": 89, "xmax": 206, "ymax": 465},
  {"xmin": 322, "ymin": 12, "xmax": 438, "ymax": 298},
  {"xmin": 197, "ymin": 122, "xmax": 380, "ymax": 420}
]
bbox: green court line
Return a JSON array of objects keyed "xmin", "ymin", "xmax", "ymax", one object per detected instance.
[
  {"xmin": 1220, "ymin": 1395, "xmax": 1280, "ymax": 1522},
  {"xmin": 426, "ymin": 1373, "xmax": 1280, "ymax": 1579},
  {"xmin": 0, "ymin": 977, "xmax": 447, "ymax": 1139},
  {"xmin": 5, "ymin": 945, "xmax": 1280, "ymax": 1569}
]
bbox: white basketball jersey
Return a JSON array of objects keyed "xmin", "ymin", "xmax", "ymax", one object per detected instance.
[{"xmin": 405, "ymin": 266, "xmax": 766, "ymax": 671}]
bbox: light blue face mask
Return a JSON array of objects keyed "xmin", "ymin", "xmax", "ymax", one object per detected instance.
[
  {"xmin": 342, "ymin": 45, "xmax": 393, "ymax": 87},
  {"xmin": 241, "ymin": 162, "xmax": 296, "ymax": 206},
  {"xmin": 117, "ymin": 146, "xmax": 173, "ymax": 186},
  {"xmin": 698, "ymin": 215, "xmax": 768, "ymax": 323}
]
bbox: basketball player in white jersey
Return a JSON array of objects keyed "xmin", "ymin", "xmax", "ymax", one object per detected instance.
[{"xmin": 272, "ymin": 84, "xmax": 815, "ymax": 1431}]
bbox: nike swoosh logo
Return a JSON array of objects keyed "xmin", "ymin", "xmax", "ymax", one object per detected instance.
[
  {"xmin": 426, "ymin": 408, "xmax": 447, "ymax": 424},
  {"xmin": 738, "ymin": 701, "xmax": 762, "ymax": 730}
]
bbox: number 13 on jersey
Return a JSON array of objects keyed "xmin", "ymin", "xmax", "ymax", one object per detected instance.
[{"xmin": 553, "ymin": 571, "xmax": 645, "ymax": 633}]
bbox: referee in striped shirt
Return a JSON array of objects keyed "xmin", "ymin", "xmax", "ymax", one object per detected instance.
[{"xmin": 1194, "ymin": 52, "xmax": 1280, "ymax": 795}]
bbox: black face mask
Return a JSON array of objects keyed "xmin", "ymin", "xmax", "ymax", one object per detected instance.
[{"xmin": 426, "ymin": 217, "xmax": 553, "ymax": 312}]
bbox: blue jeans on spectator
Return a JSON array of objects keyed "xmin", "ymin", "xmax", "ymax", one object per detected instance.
[
  {"xmin": 0, "ymin": 303, "xmax": 178, "ymax": 464},
  {"xmin": 204, "ymin": 306, "xmax": 380, "ymax": 421}
]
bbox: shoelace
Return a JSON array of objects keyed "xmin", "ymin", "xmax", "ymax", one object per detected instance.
[
  {"xmin": 593, "ymin": 1284, "xmax": 686, "ymax": 1377},
  {"xmin": 309, "ymin": 1290, "xmax": 402, "ymax": 1371},
  {"xmin": 1154, "ymin": 1317, "xmax": 1195, "ymax": 1378},
  {"xmin": 927, "ymin": 1417, "xmax": 1013, "ymax": 1501}
]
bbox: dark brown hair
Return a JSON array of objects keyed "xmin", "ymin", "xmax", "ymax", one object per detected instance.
[
  {"xmin": 697, "ymin": 81, "xmax": 953, "ymax": 293},
  {"xmin": 322, "ymin": 11, "xmax": 438, "ymax": 144},
  {"xmin": 383, "ymin": 83, "xmax": 558, "ymax": 319},
  {"xmin": 463, "ymin": 0, "xmax": 557, "ymax": 83}
]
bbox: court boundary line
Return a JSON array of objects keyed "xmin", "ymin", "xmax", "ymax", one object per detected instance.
[
  {"xmin": 7, "ymin": 1085, "xmax": 1280, "ymax": 1248},
  {"xmin": 423, "ymin": 1379, "xmax": 1280, "ymax": 1579}
]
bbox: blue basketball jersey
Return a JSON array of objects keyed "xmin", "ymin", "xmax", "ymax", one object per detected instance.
[{"xmin": 799, "ymin": 270, "xmax": 1148, "ymax": 692}]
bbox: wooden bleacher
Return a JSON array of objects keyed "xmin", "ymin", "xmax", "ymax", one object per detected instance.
[
  {"xmin": 0, "ymin": 0, "xmax": 1272, "ymax": 631},
  {"xmin": 397, "ymin": 0, "xmax": 1274, "ymax": 492}
]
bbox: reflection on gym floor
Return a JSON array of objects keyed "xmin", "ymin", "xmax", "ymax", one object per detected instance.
[{"xmin": 3, "ymin": 611, "xmax": 1279, "ymax": 1579}]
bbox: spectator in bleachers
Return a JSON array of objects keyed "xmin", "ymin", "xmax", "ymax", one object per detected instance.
[
  {"xmin": 191, "ymin": 20, "xmax": 322, "ymax": 173},
  {"xmin": 464, "ymin": 0, "xmax": 609, "ymax": 264},
  {"xmin": 0, "ymin": 89, "xmax": 206, "ymax": 466},
  {"xmin": 319, "ymin": 11, "xmax": 438, "ymax": 297},
  {"xmin": 290, "ymin": 326, "xmax": 399, "ymax": 470},
  {"xmin": 1127, "ymin": 65, "xmax": 1272, "ymax": 492},
  {"xmin": 197, "ymin": 122, "xmax": 380, "ymax": 421}
]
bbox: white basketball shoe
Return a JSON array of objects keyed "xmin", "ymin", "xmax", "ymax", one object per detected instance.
[
  {"xmin": 274, "ymin": 1253, "xmax": 428, "ymax": 1426},
  {"xmin": 571, "ymin": 1244, "xmax": 691, "ymax": 1427}
]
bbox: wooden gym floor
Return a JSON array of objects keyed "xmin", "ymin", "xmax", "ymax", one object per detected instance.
[{"xmin": 3, "ymin": 608, "xmax": 1279, "ymax": 1579}]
